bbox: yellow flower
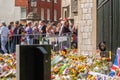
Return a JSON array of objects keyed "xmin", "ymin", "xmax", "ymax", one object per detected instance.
[
  {"xmin": 91, "ymin": 76, "xmax": 96, "ymax": 80},
  {"xmin": 13, "ymin": 78, "xmax": 16, "ymax": 80},
  {"xmin": 71, "ymin": 56, "xmax": 77, "ymax": 61},
  {"xmin": 71, "ymin": 68, "xmax": 77, "ymax": 74},
  {"xmin": 87, "ymin": 74, "xmax": 93, "ymax": 79},
  {"xmin": 7, "ymin": 59, "xmax": 12, "ymax": 63},
  {"xmin": 79, "ymin": 56, "xmax": 86, "ymax": 62},
  {"xmin": 13, "ymin": 66, "xmax": 16, "ymax": 70},
  {"xmin": 78, "ymin": 65, "xmax": 83, "ymax": 69},
  {"xmin": 61, "ymin": 50, "xmax": 67, "ymax": 56},
  {"xmin": 53, "ymin": 67, "xmax": 60, "ymax": 73},
  {"xmin": 70, "ymin": 74, "xmax": 76, "ymax": 77},
  {"xmin": 101, "ymin": 57, "xmax": 106, "ymax": 61}
]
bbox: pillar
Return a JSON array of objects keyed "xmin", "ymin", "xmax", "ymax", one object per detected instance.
[{"xmin": 78, "ymin": 0, "xmax": 97, "ymax": 55}]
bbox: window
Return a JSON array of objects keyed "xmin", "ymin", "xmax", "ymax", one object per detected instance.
[
  {"xmin": 21, "ymin": 8, "xmax": 26, "ymax": 19},
  {"xmin": 47, "ymin": 9, "xmax": 50, "ymax": 20},
  {"xmin": 54, "ymin": 0, "xmax": 57, "ymax": 3},
  {"xmin": 47, "ymin": 0, "xmax": 50, "ymax": 2},
  {"xmin": 31, "ymin": 1, "xmax": 37, "ymax": 7},
  {"xmin": 41, "ymin": 8, "xmax": 44, "ymax": 20},
  {"xmin": 65, "ymin": 11, "xmax": 67, "ymax": 18},
  {"xmin": 54, "ymin": 10, "xmax": 57, "ymax": 21}
]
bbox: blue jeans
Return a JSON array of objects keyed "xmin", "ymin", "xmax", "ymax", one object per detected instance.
[
  {"xmin": 1, "ymin": 37, "xmax": 8, "ymax": 53},
  {"xmin": 10, "ymin": 38, "xmax": 16, "ymax": 53},
  {"xmin": 27, "ymin": 38, "xmax": 33, "ymax": 45}
]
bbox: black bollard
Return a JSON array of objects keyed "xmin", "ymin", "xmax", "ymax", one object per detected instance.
[{"xmin": 16, "ymin": 45, "xmax": 51, "ymax": 80}]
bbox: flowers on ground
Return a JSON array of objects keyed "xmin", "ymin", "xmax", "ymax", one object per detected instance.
[
  {"xmin": 51, "ymin": 49, "xmax": 120, "ymax": 80},
  {"xmin": 0, "ymin": 53, "xmax": 16, "ymax": 80}
]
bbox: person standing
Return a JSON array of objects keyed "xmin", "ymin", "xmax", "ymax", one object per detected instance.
[
  {"xmin": 8, "ymin": 22, "xmax": 14, "ymax": 53},
  {"xmin": 33, "ymin": 22, "xmax": 39, "ymax": 44},
  {"xmin": 38, "ymin": 20, "xmax": 46, "ymax": 37},
  {"xmin": 38, "ymin": 20, "xmax": 47, "ymax": 43},
  {"xmin": 25, "ymin": 21, "xmax": 33, "ymax": 45},
  {"xmin": 0, "ymin": 21, "xmax": 9, "ymax": 53},
  {"xmin": 10, "ymin": 21, "xmax": 19, "ymax": 53},
  {"xmin": 46, "ymin": 23, "xmax": 55, "ymax": 37},
  {"xmin": 61, "ymin": 21, "xmax": 71, "ymax": 35}
]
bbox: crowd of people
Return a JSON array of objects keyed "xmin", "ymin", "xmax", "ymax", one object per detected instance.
[{"xmin": 0, "ymin": 19, "xmax": 78, "ymax": 54}]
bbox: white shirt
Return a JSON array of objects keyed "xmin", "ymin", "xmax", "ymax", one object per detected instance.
[
  {"xmin": 0, "ymin": 26, "xmax": 9, "ymax": 37},
  {"xmin": 38, "ymin": 25, "xmax": 43, "ymax": 32}
]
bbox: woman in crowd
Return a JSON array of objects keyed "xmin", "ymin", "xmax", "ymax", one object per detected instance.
[
  {"xmin": 46, "ymin": 23, "xmax": 55, "ymax": 37},
  {"xmin": 20, "ymin": 27, "xmax": 26, "ymax": 45},
  {"xmin": 59, "ymin": 20, "xmax": 71, "ymax": 36},
  {"xmin": 32, "ymin": 21, "xmax": 39, "ymax": 44},
  {"xmin": 55, "ymin": 22, "xmax": 62, "ymax": 35},
  {"xmin": 25, "ymin": 21, "xmax": 33, "ymax": 45},
  {"xmin": 8, "ymin": 22, "xmax": 14, "ymax": 52}
]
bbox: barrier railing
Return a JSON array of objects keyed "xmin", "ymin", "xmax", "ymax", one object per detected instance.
[
  {"xmin": 2, "ymin": 32, "xmax": 74, "ymax": 53},
  {"xmin": 42, "ymin": 35, "xmax": 71, "ymax": 51}
]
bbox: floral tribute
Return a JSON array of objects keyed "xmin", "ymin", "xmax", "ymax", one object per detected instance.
[
  {"xmin": 1, "ymin": 48, "xmax": 120, "ymax": 80},
  {"xmin": 51, "ymin": 49, "xmax": 120, "ymax": 80}
]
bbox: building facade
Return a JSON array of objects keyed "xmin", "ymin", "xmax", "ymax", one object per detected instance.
[
  {"xmin": 61, "ymin": 0, "xmax": 78, "ymax": 25},
  {"xmin": 0, "ymin": 0, "xmax": 22, "ymax": 24},
  {"xmin": 15, "ymin": 0, "xmax": 61, "ymax": 21}
]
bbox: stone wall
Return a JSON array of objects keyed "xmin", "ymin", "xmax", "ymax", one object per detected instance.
[{"xmin": 78, "ymin": 0, "xmax": 97, "ymax": 55}]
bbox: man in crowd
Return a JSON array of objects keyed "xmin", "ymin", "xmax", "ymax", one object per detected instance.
[
  {"xmin": 38, "ymin": 20, "xmax": 46, "ymax": 37},
  {"xmin": 0, "ymin": 21, "xmax": 9, "ymax": 53},
  {"xmin": 10, "ymin": 21, "xmax": 19, "ymax": 53}
]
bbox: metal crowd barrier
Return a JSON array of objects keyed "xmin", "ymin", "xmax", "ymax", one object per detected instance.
[
  {"xmin": 42, "ymin": 35, "xmax": 71, "ymax": 51},
  {"xmin": 5, "ymin": 33, "xmax": 72, "ymax": 52}
]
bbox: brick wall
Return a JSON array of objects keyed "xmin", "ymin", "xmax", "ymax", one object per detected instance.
[
  {"xmin": 15, "ymin": 0, "xmax": 61, "ymax": 21},
  {"xmin": 54, "ymin": 0, "xmax": 61, "ymax": 20},
  {"xmin": 37, "ymin": 0, "xmax": 61, "ymax": 21},
  {"xmin": 15, "ymin": 0, "xmax": 28, "ymax": 7}
]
